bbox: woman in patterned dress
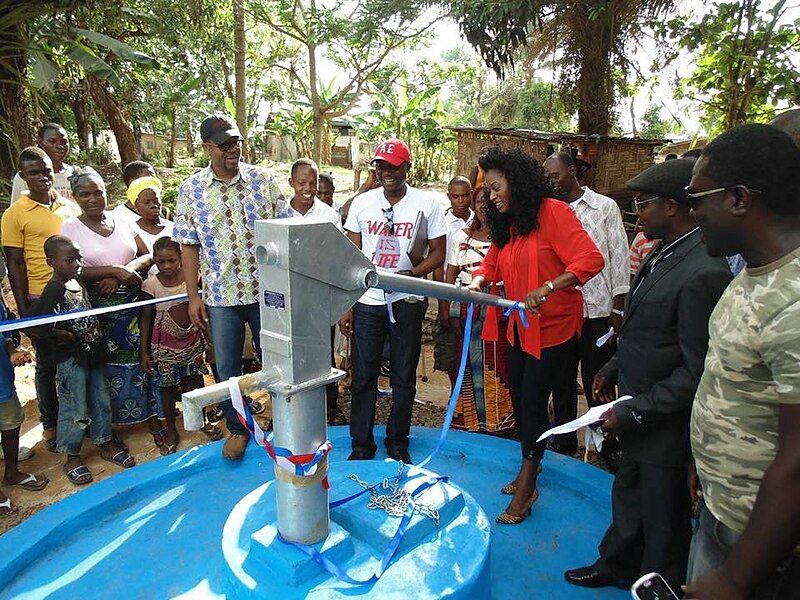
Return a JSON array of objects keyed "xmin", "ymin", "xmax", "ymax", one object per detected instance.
[
  {"xmin": 61, "ymin": 169, "xmax": 165, "ymax": 450},
  {"xmin": 439, "ymin": 193, "xmax": 514, "ymax": 434}
]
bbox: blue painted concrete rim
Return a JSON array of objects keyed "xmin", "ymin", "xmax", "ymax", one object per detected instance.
[{"xmin": 0, "ymin": 426, "xmax": 623, "ymax": 599}]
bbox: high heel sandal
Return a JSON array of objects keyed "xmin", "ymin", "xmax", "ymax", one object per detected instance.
[
  {"xmin": 500, "ymin": 464, "xmax": 543, "ymax": 495},
  {"xmin": 496, "ymin": 488, "xmax": 539, "ymax": 525}
]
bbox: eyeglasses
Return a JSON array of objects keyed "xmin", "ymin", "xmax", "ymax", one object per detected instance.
[
  {"xmin": 633, "ymin": 196, "xmax": 660, "ymax": 212},
  {"xmin": 381, "ymin": 206, "xmax": 394, "ymax": 235},
  {"xmin": 683, "ymin": 185, "xmax": 762, "ymax": 209},
  {"xmin": 216, "ymin": 138, "xmax": 242, "ymax": 152}
]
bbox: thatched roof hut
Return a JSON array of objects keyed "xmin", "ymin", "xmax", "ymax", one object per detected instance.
[{"xmin": 450, "ymin": 127, "xmax": 667, "ymax": 212}]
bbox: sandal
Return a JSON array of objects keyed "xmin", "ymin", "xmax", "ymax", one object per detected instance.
[
  {"xmin": 501, "ymin": 464, "xmax": 543, "ymax": 495},
  {"xmin": 64, "ymin": 464, "xmax": 93, "ymax": 485},
  {"xmin": 5, "ymin": 473, "xmax": 49, "ymax": 491},
  {"xmin": 206, "ymin": 406, "xmax": 223, "ymax": 424},
  {"xmin": 0, "ymin": 497, "xmax": 18, "ymax": 517},
  {"xmin": 159, "ymin": 434, "xmax": 180, "ymax": 456},
  {"xmin": 99, "ymin": 442, "xmax": 136, "ymax": 468},
  {"xmin": 201, "ymin": 422, "xmax": 223, "ymax": 441},
  {"xmin": 496, "ymin": 488, "xmax": 540, "ymax": 525},
  {"xmin": 151, "ymin": 428, "xmax": 167, "ymax": 450}
]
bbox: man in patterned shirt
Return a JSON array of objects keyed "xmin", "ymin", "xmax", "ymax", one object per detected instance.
[
  {"xmin": 173, "ymin": 113, "xmax": 284, "ymax": 460},
  {"xmin": 543, "ymin": 152, "xmax": 630, "ymax": 455},
  {"xmin": 685, "ymin": 124, "xmax": 800, "ymax": 599}
]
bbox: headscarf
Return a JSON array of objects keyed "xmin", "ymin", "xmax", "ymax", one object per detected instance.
[{"xmin": 126, "ymin": 175, "xmax": 162, "ymax": 204}]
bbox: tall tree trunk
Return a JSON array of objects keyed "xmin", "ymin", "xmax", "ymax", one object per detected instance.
[
  {"xmin": 88, "ymin": 75, "xmax": 140, "ymax": 166},
  {"xmin": 232, "ymin": 0, "xmax": 249, "ymax": 162},
  {"xmin": 219, "ymin": 57, "xmax": 236, "ymax": 103},
  {"xmin": 185, "ymin": 122, "xmax": 194, "ymax": 156},
  {"xmin": 573, "ymin": 16, "xmax": 614, "ymax": 135},
  {"xmin": 0, "ymin": 33, "xmax": 34, "ymax": 185},
  {"xmin": 629, "ymin": 97, "xmax": 638, "ymax": 137},
  {"xmin": 168, "ymin": 107, "xmax": 177, "ymax": 168},
  {"xmin": 71, "ymin": 93, "xmax": 91, "ymax": 151},
  {"xmin": 309, "ymin": 40, "xmax": 323, "ymax": 164}
]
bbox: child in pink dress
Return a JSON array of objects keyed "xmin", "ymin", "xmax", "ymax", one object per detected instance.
[{"xmin": 139, "ymin": 237, "xmax": 207, "ymax": 454}]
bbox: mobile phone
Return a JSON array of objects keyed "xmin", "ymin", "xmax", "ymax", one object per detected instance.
[{"xmin": 630, "ymin": 572, "xmax": 680, "ymax": 600}]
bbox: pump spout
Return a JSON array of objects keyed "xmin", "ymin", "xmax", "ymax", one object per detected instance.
[
  {"xmin": 374, "ymin": 271, "xmax": 519, "ymax": 311},
  {"xmin": 181, "ymin": 368, "xmax": 281, "ymax": 431}
]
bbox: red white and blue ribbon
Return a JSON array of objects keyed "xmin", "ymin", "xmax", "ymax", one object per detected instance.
[{"xmin": 228, "ymin": 377, "xmax": 331, "ymax": 484}]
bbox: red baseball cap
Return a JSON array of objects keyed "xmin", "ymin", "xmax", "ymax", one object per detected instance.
[{"xmin": 371, "ymin": 139, "xmax": 412, "ymax": 166}]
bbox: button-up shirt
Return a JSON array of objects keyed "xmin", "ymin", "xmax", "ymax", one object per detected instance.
[
  {"xmin": 172, "ymin": 163, "xmax": 284, "ymax": 307},
  {"xmin": 444, "ymin": 207, "xmax": 473, "ymax": 264},
  {"xmin": 569, "ymin": 187, "xmax": 630, "ymax": 318},
  {"xmin": 276, "ymin": 196, "xmax": 342, "ymax": 230}
]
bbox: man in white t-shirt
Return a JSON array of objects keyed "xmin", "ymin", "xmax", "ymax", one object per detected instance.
[
  {"xmin": 340, "ymin": 139, "xmax": 447, "ymax": 463},
  {"xmin": 10, "ymin": 123, "xmax": 73, "ymax": 203}
]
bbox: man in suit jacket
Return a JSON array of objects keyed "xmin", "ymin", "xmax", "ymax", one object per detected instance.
[{"xmin": 564, "ymin": 159, "xmax": 733, "ymax": 592}]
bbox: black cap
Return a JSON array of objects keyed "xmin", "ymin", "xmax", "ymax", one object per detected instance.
[
  {"xmin": 200, "ymin": 113, "xmax": 242, "ymax": 144},
  {"xmin": 626, "ymin": 158, "xmax": 696, "ymax": 203}
]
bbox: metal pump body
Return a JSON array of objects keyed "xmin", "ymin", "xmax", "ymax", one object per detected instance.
[{"xmin": 182, "ymin": 219, "xmax": 517, "ymax": 544}]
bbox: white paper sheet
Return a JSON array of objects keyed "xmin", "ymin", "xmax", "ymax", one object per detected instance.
[{"xmin": 536, "ymin": 395, "xmax": 633, "ymax": 442}]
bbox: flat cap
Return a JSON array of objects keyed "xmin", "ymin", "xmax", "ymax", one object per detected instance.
[{"xmin": 626, "ymin": 157, "xmax": 696, "ymax": 202}]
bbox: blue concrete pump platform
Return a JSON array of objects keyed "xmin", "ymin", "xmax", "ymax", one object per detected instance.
[{"xmin": 0, "ymin": 426, "xmax": 628, "ymax": 599}]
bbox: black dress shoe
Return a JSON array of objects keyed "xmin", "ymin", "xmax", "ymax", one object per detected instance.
[
  {"xmin": 386, "ymin": 448, "xmax": 412, "ymax": 464},
  {"xmin": 564, "ymin": 566, "xmax": 614, "ymax": 588},
  {"xmin": 347, "ymin": 448, "xmax": 375, "ymax": 461}
]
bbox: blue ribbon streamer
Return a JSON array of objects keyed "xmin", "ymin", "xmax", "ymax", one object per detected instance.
[
  {"xmin": 503, "ymin": 301, "xmax": 529, "ymax": 328},
  {"xmin": 415, "ymin": 302, "xmax": 475, "ymax": 469}
]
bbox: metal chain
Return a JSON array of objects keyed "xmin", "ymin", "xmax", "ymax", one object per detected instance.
[{"xmin": 347, "ymin": 463, "xmax": 440, "ymax": 526}]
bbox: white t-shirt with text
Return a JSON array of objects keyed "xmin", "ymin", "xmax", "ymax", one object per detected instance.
[{"xmin": 344, "ymin": 185, "xmax": 447, "ymax": 305}]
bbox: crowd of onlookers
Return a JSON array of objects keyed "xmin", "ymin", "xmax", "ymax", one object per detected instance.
[{"xmin": 0, "ymin": 109, "xmax": 799, "ymax": 598}]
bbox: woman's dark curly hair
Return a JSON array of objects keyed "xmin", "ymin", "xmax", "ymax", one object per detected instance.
[{"xmin": 478, "ymin": 146, "xmax": 553, "ymax": 248}]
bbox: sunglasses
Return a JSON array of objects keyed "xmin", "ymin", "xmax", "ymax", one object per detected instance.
[
  {"xmin": 683, "ymin": 185, "xmax": 762, "ymax": 209},
  {"xmin": 215, "ymin": 138, "xmax": 242, "ymax": 152},
  {"xmin": 381, "ymin": 206, "xmax": 395, "ymax": 236},
  {"xmin": 633, "ymin": 195, "xmax": 660, "ymax": 212}
]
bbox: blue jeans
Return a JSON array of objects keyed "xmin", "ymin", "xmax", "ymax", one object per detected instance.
[
  {"xmin": 206, "ymin": 303, "xmax": 261, "ymax": 436},
  {"xmin": 55, "ymin": 358, "xmax": 112, "ymax": 455},
  {"xmin": 350, "ymin": 299, "xmax": 425, "ymax": 454},
  {"xmin": 687, "ymin": 500, "xmax": 800, "ymax": 598},
  {"xmin": 32, "ymin": 339, "xmax": 58, "ymax": 430}
]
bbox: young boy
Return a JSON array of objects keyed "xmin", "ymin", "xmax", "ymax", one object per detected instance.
[
  {"xmin": 317, "ymin": 172, "xmax": 335, "ymax": 207},
  {"xmin": 29, "ymin": 235, "xmax": 135, "ymax": 486},
  {"xmin": 434, "ymin": 176, "xmax": 473, "ymax": 285},
  {"xmin": 279, "ymin": 158, "xmax": 344, "ymax": 424},
  {"xmin": 10, "ymin": 123, "xmax": 74, "ymax": 203},
  {"xmin": 0, "ymin": 291, "xmax": 48, "ymax": 516}
]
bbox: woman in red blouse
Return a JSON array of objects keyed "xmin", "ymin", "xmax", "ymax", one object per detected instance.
[{"xmin": 468, "ymin": 147, "xmax": 604, "ymax": 524}]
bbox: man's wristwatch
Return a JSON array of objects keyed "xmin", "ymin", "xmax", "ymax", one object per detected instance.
[
  {"xmin": 544, "ymin": 280, "xmax": 556, "ymax": 293},
  {"xmin": 611, "ymin": 308, "xmax": 624, "ymax": 317}
]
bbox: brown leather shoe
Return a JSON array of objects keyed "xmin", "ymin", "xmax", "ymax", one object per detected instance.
[{"xmin": 222, "ymin": 434, "xmax": 250, "ymax": 460}]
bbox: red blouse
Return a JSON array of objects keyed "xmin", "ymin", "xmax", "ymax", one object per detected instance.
[{"xmin": 473, "ymin": 198, "xmax": 604, "ymax": 358}]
